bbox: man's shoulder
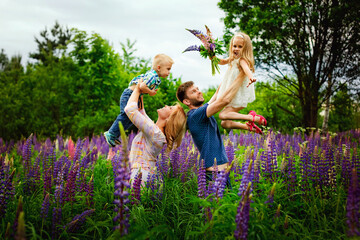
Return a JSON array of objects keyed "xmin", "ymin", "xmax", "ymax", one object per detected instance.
[{"xmin": 187, "ymin": 103, "xmax": 209, "ymax": 121}]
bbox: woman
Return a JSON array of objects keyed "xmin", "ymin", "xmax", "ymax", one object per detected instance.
[{"xmin": 125, "ymin": 80, "xmax": 187, "ymax": 183}]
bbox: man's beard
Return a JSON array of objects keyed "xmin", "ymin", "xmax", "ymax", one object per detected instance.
[{"xmin": 190, "ymin": 98, "xmax": 204, "ymax": 107}]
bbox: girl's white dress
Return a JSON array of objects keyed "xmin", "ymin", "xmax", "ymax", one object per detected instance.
[{"xmin": 217, "ymin": 59, "xmax": 255, "ymax": 108}]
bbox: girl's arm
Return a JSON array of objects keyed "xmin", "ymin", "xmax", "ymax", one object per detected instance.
[
  {"xmin": 210, "ymin": 56, "xmax": 229, "ymax": 65},
  {"xmin": 218, "ymin": 57, "xmax": 230, "ymax": 65},
  {"xmin": 239, "ymin": 59, "xmax": 256, "ymax": 87}
]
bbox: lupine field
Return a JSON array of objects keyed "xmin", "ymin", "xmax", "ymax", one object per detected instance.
[{"xmin": 1, "ymin": 129, "xmax": 360, "ymax": 239}]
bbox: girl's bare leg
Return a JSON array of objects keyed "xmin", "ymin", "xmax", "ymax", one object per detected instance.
[
  {"xmin": 221, "ymin": 120, "xmax": 252, "ymax": 131},
  {"xmin": 219, "ymin": 106, "xmax": 262, "ymax": 123}
]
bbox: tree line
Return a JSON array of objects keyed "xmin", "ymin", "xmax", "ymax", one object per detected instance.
[{"xmin": 1, "ymin": 16, "xmax": 359, "ymax": 141}]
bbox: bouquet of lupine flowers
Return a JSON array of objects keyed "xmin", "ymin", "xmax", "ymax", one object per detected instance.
[{"xmin": 183, "ymin": 25, "xmax": 225, "ymax": 75}]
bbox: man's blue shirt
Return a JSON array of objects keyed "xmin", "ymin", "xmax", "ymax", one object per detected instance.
[{"xmin": 187, "ymin": 103, "xmax": 229, "ymax": 169}]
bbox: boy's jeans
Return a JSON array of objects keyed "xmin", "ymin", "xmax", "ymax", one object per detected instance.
[{"xmin": 108, "ymin": 88, "xmax": 134, "ymax": 138}]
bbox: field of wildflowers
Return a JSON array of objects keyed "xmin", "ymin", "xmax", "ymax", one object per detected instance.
[{"xmin": 0, "ymin": 129, "xmax": 359, "ymax": 239}]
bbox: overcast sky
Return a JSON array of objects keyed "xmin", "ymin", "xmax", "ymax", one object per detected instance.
[{"xmin": 0, "ymin": 0, "xmax": 267, "ymax": 90}]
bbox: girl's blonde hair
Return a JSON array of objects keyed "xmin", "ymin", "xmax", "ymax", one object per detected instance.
[
  {"xmin": 164, "ymin": 104, "xmax": 187, "ymax": 152},
  {"xmin": 228, "ymin": 32, "xmax": 255, "ymax": 73}
]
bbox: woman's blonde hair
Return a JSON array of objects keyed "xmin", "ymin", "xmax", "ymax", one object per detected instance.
[
  {"xmin": 228, "ymin": 32, "xmax": 255, "ymax": 73},
  {"xmin": 164, "ymin": 104, "xmax": 187, "ymax": 152}
]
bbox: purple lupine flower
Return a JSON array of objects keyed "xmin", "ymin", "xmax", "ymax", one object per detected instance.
[
  {"xmin": 56, "ymin": 135, "xmax": 65, "ymax": 152},
  {"xmin": 183, "ymin": 45, "xmax": 201, "ymax": 53},
  {"xmin": 65, "ymin": 163, "xmax": 79, "ymax": 204},
  {"xmin": 225, "ymin": 139, "xmax": 235, "ymax": 164},
  {"xmin": 22, "ymin": 134, "xmax": 32, "ymax": 175},
  {"xmin": 0, "ymin": 165, "xmax": 15, "ymax": 218},
  {"xmin": 351, "ymin": 148, "xmax": 360, "ymax": 178},
  {"xmin": 234, "ymin": 182, "xmax": 252, "ymax": 240},
  {"xmin": 53, "ymin": 155, "xmax": 63, "ymax": 184},
  {"xmin": 283, "ymin": 150, "xmax": 297, "ymax": 195},
  {"xmin": 180, "ymin": 144, "xmax": 191, "ymax": 182},
  {"xmin": 197, "ymin": 160, "xmax": 207, "ymax": 199},
  {"xmin": 113, "ymin": 166, "xmax": 131, "ymax": 236},
  {"xmin": 145, "ymin": 172, "xmax": 163, "ymax": 201},
  {"xmin": 346, "ymin": 168, "xmax": 360, "ymax": 237},
  {"xmin": 30, "ymin": 155, "xmax": 42, "ymax": 191},
  {"xmin": 213, "ymin": 170, "xmax": 227, "ymax": 201},
  {"xmin": 158, "ymin": 147, "xmax": 170, "ymax": 177},
  {"xmin": 73, "ymin": 138, "xmax": 84, "ymax": 163},
  {"xmin": 185, "ymin": 29, "xmax": 208, "ymax": 43},
  {"xmin": 54, "ymin": 170, "xmax": 65, "ymax": 206},
  {"xmin": 299, "ymin": 151, "xmax": 311, "ymax": 196},
  {"xmin": 325, "ymin": 144, "xmax": 337, "ymax": 188},
  {"xmin": 52, "ymin": 207, "xmax": 62, "ymax": 239},
  {"xmin": 252, "ymin": 152, "xmax": 261, "ymax": 184},
  {"xmin": 238, "ymin": 159, "xmax": 253, "ymax": 196},
  {"xmin": 169, "ymin": 147, "xmax": 180, "ymax": 177},
  {"xmin": 40, "ymin": 193, "xmax": 51, "ymax": 220},
  {"xmin": 131, "ymin": 171, "xmax": 142, "ymax": 205},
  {"xmin": 64, "ymin": 209, "xmax": 95, "ymax": 233},
  {"xmin": 43, "ymin": 166, "xmax": 52, "ymax": 196}
]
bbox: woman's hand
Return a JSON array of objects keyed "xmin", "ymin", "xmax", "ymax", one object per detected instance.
[{"xmin": 136, "ymin": 78, "xmax": 143, "ymax": 92}]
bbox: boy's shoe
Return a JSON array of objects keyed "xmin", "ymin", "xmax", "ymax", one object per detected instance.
[{"xmin": 104, "ymin": 131, "xmax": 116, "ymax": 147}]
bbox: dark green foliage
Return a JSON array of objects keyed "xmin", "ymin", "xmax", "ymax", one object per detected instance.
[
  {"xmin": 0, "ymin": 23, "xmax": 156, "ymax": 141},
  {"xmin": 328, "ymin": 85, "xmax": 359, "ymax": 132},
  {"xmin": 218, "ymin": 0, "xmax": 360, "ymax": 128}
]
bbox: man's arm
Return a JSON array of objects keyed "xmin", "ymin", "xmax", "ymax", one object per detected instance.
[
  {"xmin": 208, "ymin": 83, "xmax": 221, "ymax": 105},
  {"xmin": 206, "ymin": 73, "xmax": 243, "ymax": 117}
]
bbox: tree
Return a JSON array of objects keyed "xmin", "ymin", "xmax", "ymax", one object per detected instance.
[
  {"xmin": 29, "ymin": 21, "xmax": 72, "ymax": 65},
  {"xmin": 0, "ymin": 50, "xmax": 29, "ymax": 140},
  {"xmin": 328, "ymin": 85, "xmax": 358, "ymax": 132},
  {"xmin": 218, "ymin": 0, "xmax": 360, "ymax": 128},
  {"xmin": 120, "ymin": 39, "xmax": 150, "ymax": 74}
]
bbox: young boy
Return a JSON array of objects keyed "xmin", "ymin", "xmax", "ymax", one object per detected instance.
[{"xmin": 104, "ymin": 54, "xmax": 174, "ymax": 147}]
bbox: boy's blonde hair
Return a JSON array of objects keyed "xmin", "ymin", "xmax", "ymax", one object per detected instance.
[
  {"xmin": 164, "ymin": 104, "xmax": 186, "ymax": 152},
  {"xmin": 152, "ymin": 54, "xmax": 174, "ymax": 69},
  {"xmin": 228, "ymin": 32, "xmax": 255, "ymax": 73}
]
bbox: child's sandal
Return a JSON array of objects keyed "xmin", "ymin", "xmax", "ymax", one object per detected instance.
[
  {"xmin": 246, "ymin": 121, "xmax": 263, "ymax": 135},
  {"xmin": 249, "ymin": 110, "xmax": 267, "ymax": 126}
]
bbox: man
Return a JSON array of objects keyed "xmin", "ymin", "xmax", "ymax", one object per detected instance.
[{"xmin": 176, "ymin": 79, "xmax": 243, "ymax": 186}]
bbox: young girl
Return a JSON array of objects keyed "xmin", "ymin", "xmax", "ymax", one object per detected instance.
[{"xmin": 214, "ymin": 32, "xmax": 266, "ymax": 134}]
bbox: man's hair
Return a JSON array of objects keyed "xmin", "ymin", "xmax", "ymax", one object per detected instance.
[
  {"xmin": 176, "ymin": 81, "xmax": 194, "ymax": 103},
  {"xmin": 164, "ymin": 104, "xmax": 186, "ymax": 152},
  {"xmin": 152, "ymin": 54, "xmax": 174, "ymax": 69}
]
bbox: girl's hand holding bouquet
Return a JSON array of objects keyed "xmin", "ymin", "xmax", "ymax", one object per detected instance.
[{"xmin": 183, "ymin": 25, "xmax": 225, "ymax": 75}]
